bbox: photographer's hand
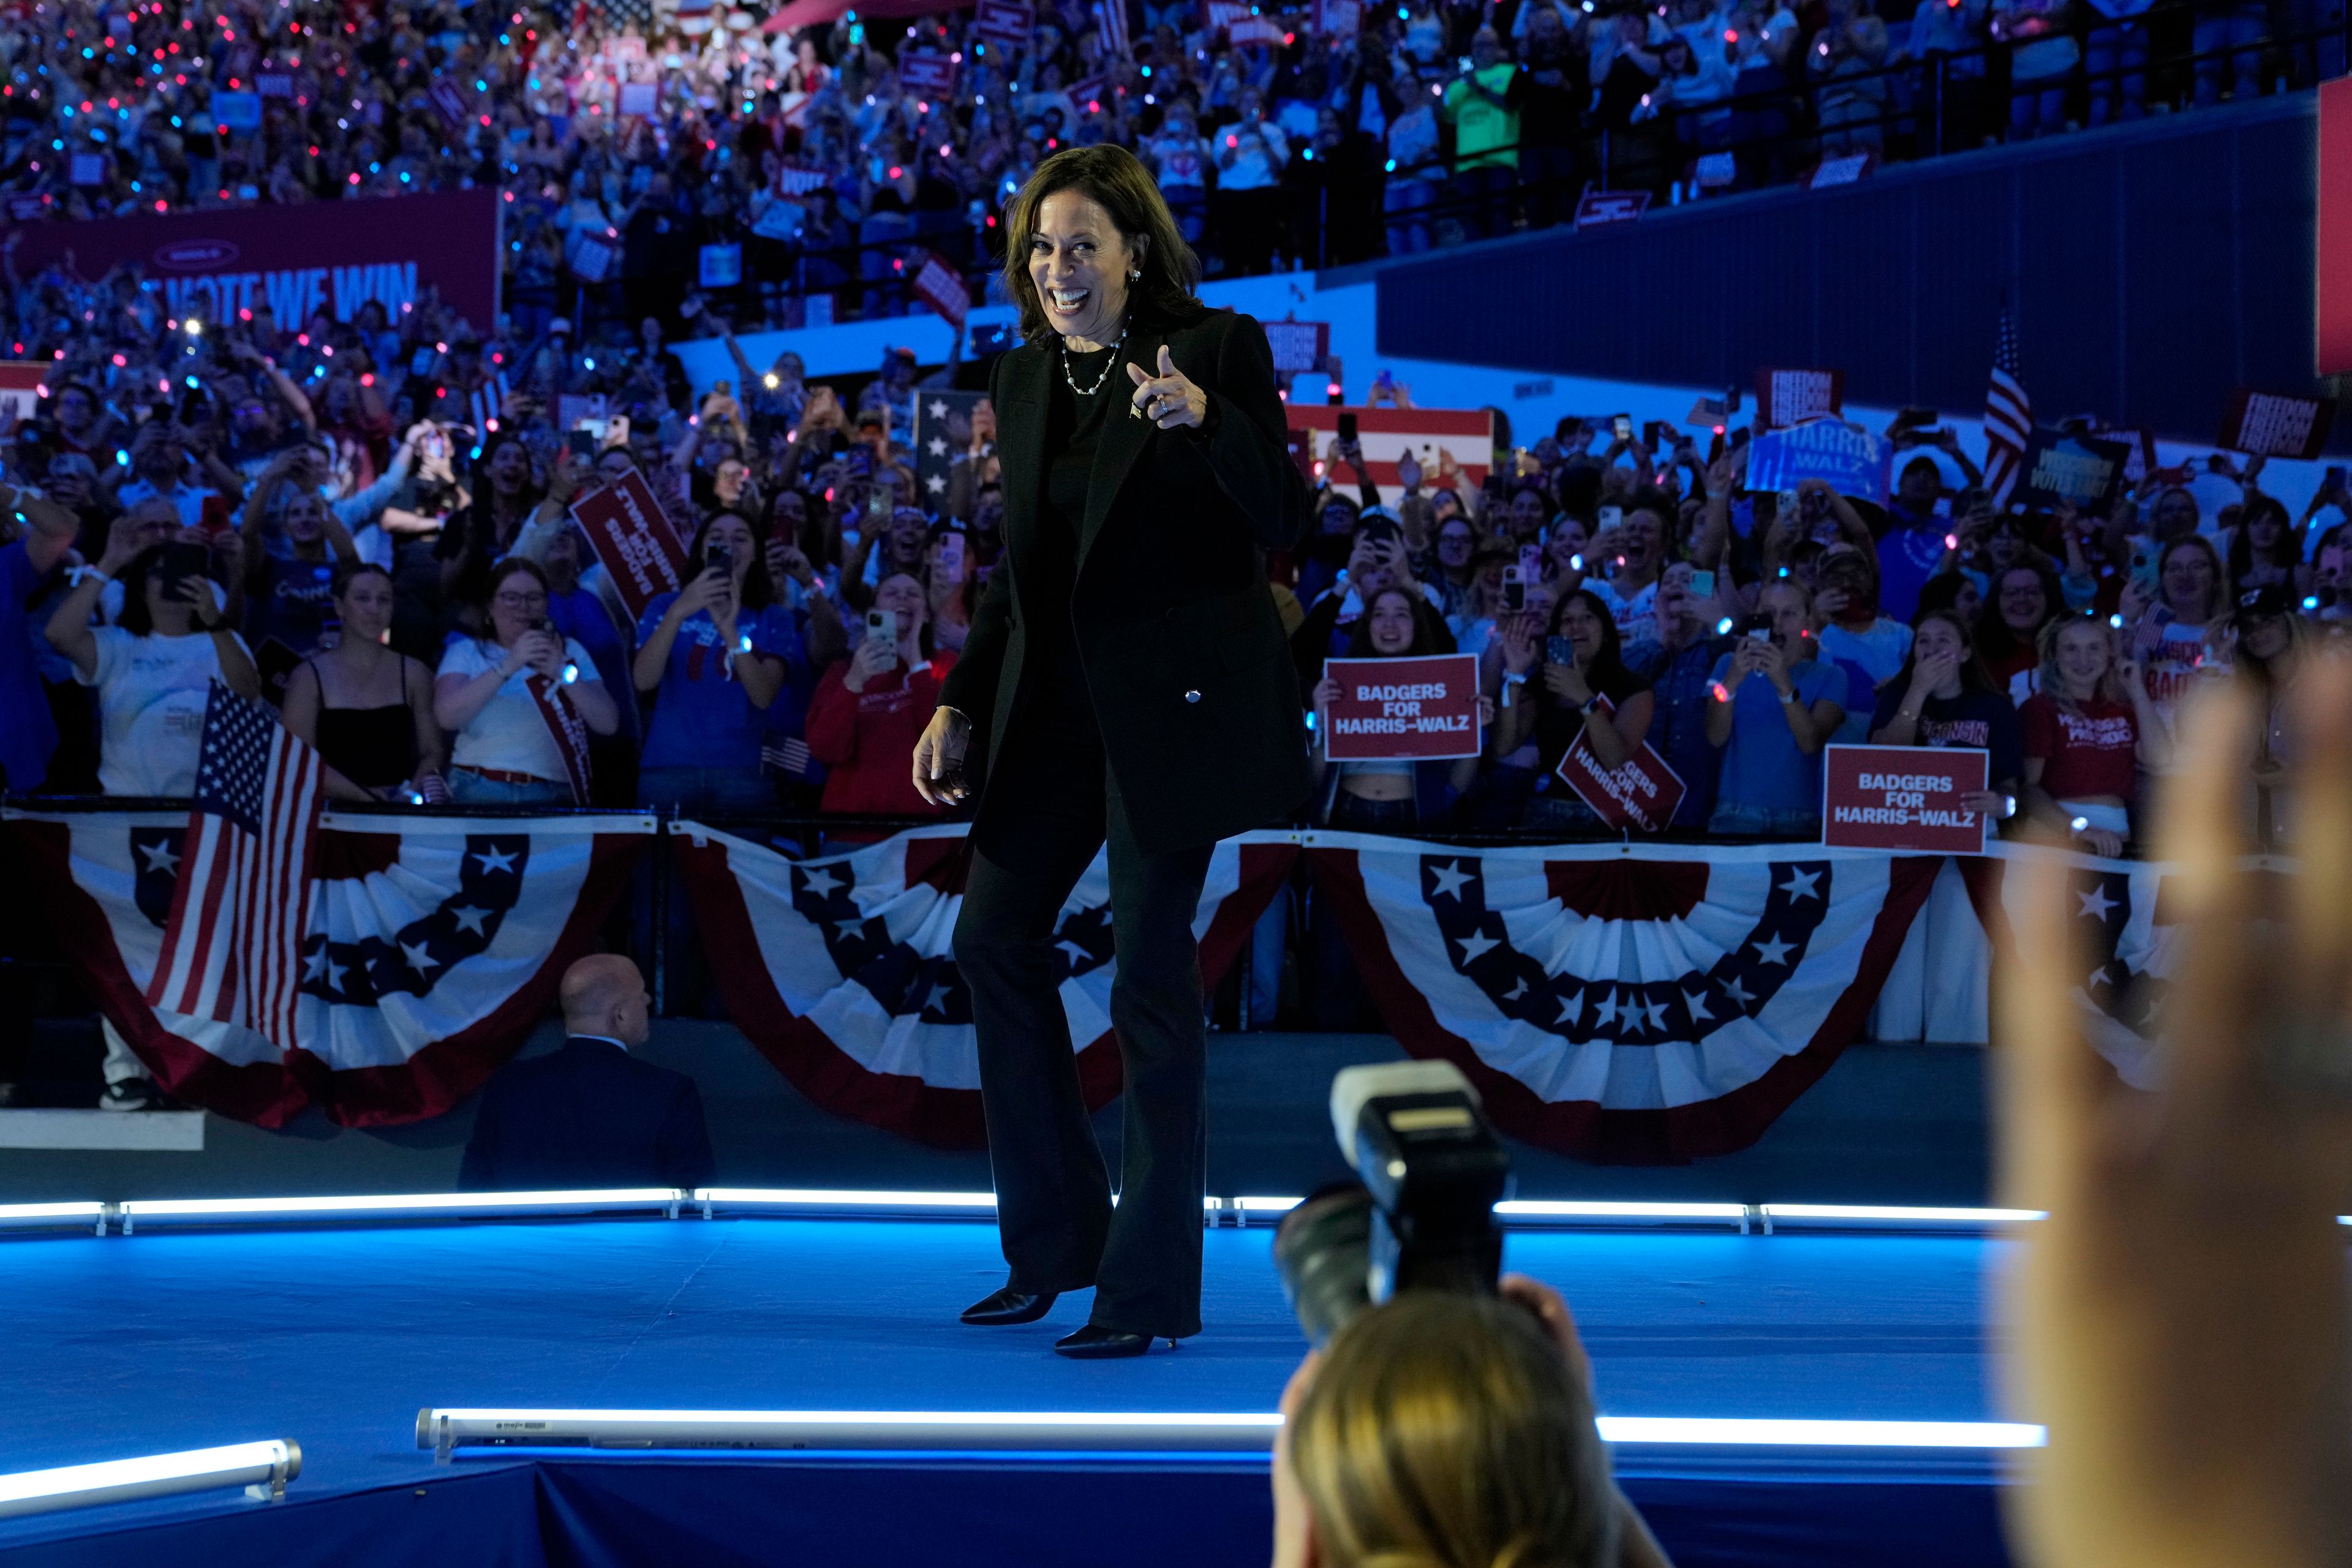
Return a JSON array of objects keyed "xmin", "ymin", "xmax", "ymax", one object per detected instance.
[{"xmin": 2001, "ymin": 659, "xmax": 2352, "ymax": 1568}]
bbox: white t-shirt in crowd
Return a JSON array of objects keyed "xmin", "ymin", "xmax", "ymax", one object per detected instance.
[
  {"xmin": 436, "ymin": 634, "xmax": 601, "ymax": 781},
  {"xmin": 1587, "ymin": 577, "xmax": 1659, "ymax": 647},
  {"xmin": 76, "ymin": 625, "xmax": 250, "ymax": 797}
]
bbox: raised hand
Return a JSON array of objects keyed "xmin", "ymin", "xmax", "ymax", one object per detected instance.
[{"xmin": 1126, "ymin": 344, "xmax": 1207, "ymax": 430}]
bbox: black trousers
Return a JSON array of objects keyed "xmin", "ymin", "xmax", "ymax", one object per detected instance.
[{"xmin": 952, "ymin": 693, "xmax": 1215, "ymax": 1338}]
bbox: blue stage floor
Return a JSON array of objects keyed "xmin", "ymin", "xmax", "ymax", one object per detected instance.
[{"xmin": 0, "ymin": 1219, "xmax": 2018, "ymax": 1567}]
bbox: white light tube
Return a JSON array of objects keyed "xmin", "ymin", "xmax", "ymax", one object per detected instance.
[{"xmin": 0, "ymin": 1441, "xmax": 300, "ymax": 1519}]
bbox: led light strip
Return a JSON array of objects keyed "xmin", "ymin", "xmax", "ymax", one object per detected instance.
[
  {"xmin": 12, "ymin": 1192, "xmax": 2340, "ymax": 1240},
  {"xmin": 115, "ymin": 1189, "xmax": 684, "ymax": 1234},
  {"xmin": 412, "ymin": 1407, "xmax": 2045, "ymax": 1460},
  {"xmin": 0, "ymin": 1441, "xmax": 300, "ymax": 1520},
  {"xmin": 414, "ymin": 1408, "xmax": 1284, "ymax": 1460},
  {"xmin": 0, "ymin": 1202, "xmax": 108, "ymax": 1235},
  {"xmin": 1758, "ymin": 1205, "xmax": 2048, "ymax": 1232}
]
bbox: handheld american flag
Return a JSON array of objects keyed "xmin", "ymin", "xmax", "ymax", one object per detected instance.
[
  {"xmin": 1981, "ymin": 303, "xmax": 2032, "ymax": 505},
  {"xmin": 145, "ymin": 680, "xmax": 325, "ymax": 1054}
]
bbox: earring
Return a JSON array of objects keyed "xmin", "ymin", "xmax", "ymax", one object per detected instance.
[{"xmin": 1129, "ymin": 268, "xmax": 1142, "ymax": 281}]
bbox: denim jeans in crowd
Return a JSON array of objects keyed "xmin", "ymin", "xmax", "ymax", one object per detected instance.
[
  {"xmin": 1384, "ymin": 176, "xmax": 1441, "ymax": 254},
  {"xmin": 447, "ymin": 769, "xmax": 572, "ymax": 807},
  {"xmin": 637, "ymin": 766, "xmax": 777, "ymax": 1016},
  {"xmin": 2193, "ymin": 5, "xmax": 2267, "ymax": 104},
  {"xmin": 1519, "ymin": 786, "xmax": 1612, "ymax": 837},
  {"xmin": 1706, "ymin": 800, "xmax": 1822, "ymax": 839},
  {"xmin": 2084, "ymin": 20, "xmax": 2149, "ymax": 124}
]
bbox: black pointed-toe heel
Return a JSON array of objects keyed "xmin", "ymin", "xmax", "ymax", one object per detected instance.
[
  {"xmin": 960, "ymin": 1285, "xmax": 1059, "ymax": 1325},
  {"xmin": 1052, "ymin": 1324, "xmax": 1167, "ymax": 1359}
]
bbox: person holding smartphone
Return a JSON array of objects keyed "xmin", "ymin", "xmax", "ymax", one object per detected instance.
[
  {"xmin": 1490, "ymin": 587, "xmax": 1653, "ymax": 832},
  {"xmin": 631, "ymin": 511, "xmax": 794, "ymax": 815},
  {"xmin": 1703, "ymin": 579, "xmax": 1848, "ymax": 837},
  {"xmin": 433, "ymin": 559, "xmax": 620, "ymax": 805},
  {"xmin": 807, "ymin": 571, "xmax": 952, "ymax": 824}
]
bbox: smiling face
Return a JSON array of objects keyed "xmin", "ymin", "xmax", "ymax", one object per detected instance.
[
  {"xmin": 488, "ymin": 567, "xmax": 548, "ymax": 647},
  {"xmin": 282, "ymin": 489, "xmax": 326, "ymax": 545},
  {"xmin": 2162, "ymin": 542, "xmax": 2217, "ymax": 618},
  {"xmin": 1996, "ymin": 568, "xmax": 2046, "ymax": 632},
  {"xmin": 1555, "ymin": 593, "xmax": 1607, "ymax": 665},
  {"xmin": 1365, "ymin": 588, "xmax": 1419, "ymax": 654},
  {"xmin": 1027, "ymin": 187, "xmax": 1141, "ymax": 347},
  {"xmin": 1547, "ymin": 518, "xmax": 1588, "ymax": 573},
  {"xmin": 2053, "ymin": 619, "xmax": 2112, "ymax": 697},
  {"xmin": 2242, "ymin": 612, "xmax": 2292, "ymax": 661},
  {"xmin": 873, "ymin": 572, "xmax": 928, "ymax": 641}
]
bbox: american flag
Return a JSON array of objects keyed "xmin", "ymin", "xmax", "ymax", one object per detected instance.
[
  {"xmin": 913, "ymin": 389, "xmax": 987, "ymax": 512},
  {"xmin": 1981, "ymin": 304, "xmax": 2032, "ymax": 504},
  {"xmin": 1093, "ymin": 0, "xmax": 1131, "ymax": 60},
  {"xmin": 145, "ymin": 680, "xmax": 325, "ymax": 1052}
]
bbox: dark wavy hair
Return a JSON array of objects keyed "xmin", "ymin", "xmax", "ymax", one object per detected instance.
[
  {"xmin": 1000, "ymin": 145, "xmax": 1204, "ymax": 343},
  {"xmin": 1973, "ymin": 561, "xmax": 2064, "ymax": 668}
]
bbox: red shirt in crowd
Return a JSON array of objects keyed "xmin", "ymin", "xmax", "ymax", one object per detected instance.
[
  {"xmin": 2019, "ymin": 693, "xmax": 2139, "ymax": 801},
  {"xmin": 805, "ymin": 650, "xmax": 960, "ymax": 818}
]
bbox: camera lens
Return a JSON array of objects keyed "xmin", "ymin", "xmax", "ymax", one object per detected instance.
[{"xmin": 1272, "ymin": 1184, "xmax": 1378, "ymax": 1349}]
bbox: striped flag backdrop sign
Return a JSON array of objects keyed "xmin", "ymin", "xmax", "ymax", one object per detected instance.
[
  {"xmin": 1092, "ymin": 0, "xmax": 1131, "ymax": 59},
  {"xmin": 145, "ymin": 681, "xmax": 325, "ymax": 1058},
  {"xmin": 9, "ymin": 807, "xmax": 650, "ymax": 1126},
  {"xmin": 669, "ymin": 822, "xmax": 1296, "ymax": 1146},
  {"xmin": 1981, "ymin": 303, "xmax": 2032, "ymax": 504},
  {"xmin": 1286, "ymin": 405, "xmax": 1494, "ymax": 508}
]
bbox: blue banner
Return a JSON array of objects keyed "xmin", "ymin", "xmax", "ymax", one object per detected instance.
[{"xmin": 1745, "ymin": 420, "xmax": 1891, "ymax": 503}]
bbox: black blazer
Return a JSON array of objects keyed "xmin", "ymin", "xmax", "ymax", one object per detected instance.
[
  {"xmin": 459, "ymin": 1037, "xmax": 716, "ymax": 1192},
  {"xmin": 940, "ymin": 304, "xmax": 1316, "ymax": 857}
]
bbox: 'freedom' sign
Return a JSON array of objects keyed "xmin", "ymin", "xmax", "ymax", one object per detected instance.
[
  {"xmin": 1821, "ymin": 745, "xmax": 1989, "ymax": 853},
  {"xmin": 1323, "ymin": 654, "xmax": 1482, "ymax": 761},
  {"xmin": 570, "ymin": 469, "xmax": 687, "ymax": 622}
]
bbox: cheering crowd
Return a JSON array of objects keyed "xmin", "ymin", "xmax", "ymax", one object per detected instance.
[
  {"xmin": 0, "ymin": 275, "xmax": 2339, "ymax": 861},
  {"xmin": 0, "ymin": 0, "xmax": 2334, "ymax": 333}
]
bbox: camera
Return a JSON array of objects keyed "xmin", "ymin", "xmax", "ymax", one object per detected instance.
[
  {"xmin": 706, "ymin": 542, "xmax": 733, "ymax": 575},
  {"xmin": 1273, "ymin": 1061, "xmax": 1511, "ymax": 1349}
]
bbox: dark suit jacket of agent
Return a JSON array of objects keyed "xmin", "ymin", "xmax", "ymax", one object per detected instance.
[
  {"xmin": 459, "ymin": 1037, "xmax": 717, "ymax": 1192},
  {"xmin": 939, "ymin": 303, "xmax": 1316, "ymax": 854}
]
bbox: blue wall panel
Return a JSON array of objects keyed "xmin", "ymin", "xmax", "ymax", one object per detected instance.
[{"xmin": 1376, "ymin": 95, "xmax": 2331, "ymax": 446}]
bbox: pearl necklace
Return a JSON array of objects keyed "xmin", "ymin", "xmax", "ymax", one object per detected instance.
[{"xmin": 1059, "ymin": 322, "xmax": 1128, "ymax": 398}]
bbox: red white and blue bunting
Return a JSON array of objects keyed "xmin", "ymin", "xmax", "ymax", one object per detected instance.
[
  {"xmin": 7, "ymin": 808, "xmax": 647, "ymax": 1127},
  {"xmin": 670, "ymin": 822, "xmax": 1298, "ymax": 1147}
]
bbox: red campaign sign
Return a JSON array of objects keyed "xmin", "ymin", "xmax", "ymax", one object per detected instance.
[
  {"xmin": 898, "ymin": 51, "xmax": 955, "ymax": 92},
  {"xmin": 1821, "ymin": 745, "xmax": 1989, "ymax": 854},
  {"xmin": 0, "ymin": 189, "xmax": 502, "ymax": 339},
  {"xmin": 2320, "ymin": 78, "xmax": 2352, "ymax": 376},
  {"xmin": 1573, "ymin": 187, "xmax": 1649, "ymax": 230},
  {"xmin": 0, "ymin": 360, "xmax": 45, "ymax": 421},
  {"xmin": 1553, "ymin": 698, "xmax": 1686, "ymax": 832},
  {"xmin": 1754, "ymin": 368, "xmax": 1843, "ymax": 429},
  {"xmin": 1324, "ymin": 654, "xmax": 1482, "ymax": 761},
  {"xmin": 2217, "ymin": 388, "xmax": 2338, "ymax": 460},
  {"xmin": 910, "ymin": 250, "xmax": 968, "ymax": 327},
  {"xmin": 570, "ymin": 469, "xmax": 687, "ymax": 622},
  {"xmin": 973, "ymin": 0, "xmax": 1035, "ymax": 45}
]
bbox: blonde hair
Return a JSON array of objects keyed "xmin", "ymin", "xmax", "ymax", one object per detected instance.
[
  {"xmin": 2036, "ymin": 614, "xmax": 2124, "ymax": 713},
  {"xmin": 1288, "ymin": 1293, "xmax": 1619, "ymax": 1568}
]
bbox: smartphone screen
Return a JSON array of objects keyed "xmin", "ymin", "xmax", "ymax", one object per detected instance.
[
  {"xmin": 1336, "ymin": 412, "xmax": 1359, "ymax": 445},
  {"xmin": 566, "ymin": 430, "xmax": 595, "ymax": 458},
  {"xmin": 1689, "ymin": 569, "xmax": 1716, "ymax": 599},
  {"xmin": 1611, "ymin": 414, "xmax": 1632, "ymax": 440},
  {"xmin": 1501, "ymin": 564, "xmax": 1526, "ymax": 612},
  {"xmin": 937, "ymin": 530, "xmax": 965, "ymax": 576},
  {"xmin": 1545, "ymin": 635, "xmax": 1578, "ymax": 668}
]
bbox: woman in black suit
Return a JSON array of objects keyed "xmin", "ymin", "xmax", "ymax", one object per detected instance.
[{"xmin": 910, "ymin": 145, "xmax": 1314, "ymax": 1359}]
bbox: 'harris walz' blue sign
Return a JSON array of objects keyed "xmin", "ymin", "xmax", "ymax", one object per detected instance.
[{"xmin": 1745, "ymin": 419, "xmax": 1891, "ymax": 503}]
